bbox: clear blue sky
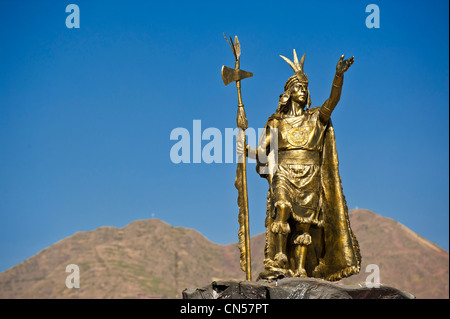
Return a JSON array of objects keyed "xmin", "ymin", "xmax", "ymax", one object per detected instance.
[{"xmin": 0, "ymin": 0, "xmax": 448, "ymax": 272}]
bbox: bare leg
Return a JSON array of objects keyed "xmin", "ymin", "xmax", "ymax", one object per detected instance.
[
  {"xmin": 258, "ymin": 202, "xmax": 293, "ymax": 280},
  {"xmin": 293, "ymin": 223, "xmax": 311, "ymax": 277},
  {"xmin": 271, "ymin": 202, "xmax": 291, "ymax": 270}
]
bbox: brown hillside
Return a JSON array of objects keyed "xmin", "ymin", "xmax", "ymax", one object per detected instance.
[
  {"xmin": 248, "ymin": 209, "xmax": 449, "ymax": 299},
  {"xmin": 0, "ymin": 219, "xmax": 244, "ymax": 299},
  {"xmin": 341, "ymin": 209, "xmax": 449, "ymax": 299},
  {"xmin": 0, "ymin": 209, "xmax": 448, "ymax": 299}
]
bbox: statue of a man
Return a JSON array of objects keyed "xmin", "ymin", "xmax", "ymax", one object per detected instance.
[{"xmin": 239, "ymin": 50, "xmax": 361, "ymax": 281}]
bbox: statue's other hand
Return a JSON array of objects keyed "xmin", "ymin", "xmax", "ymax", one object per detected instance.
[
  {"xmin": 336, "ymin": 55, "xmax": 354, "ymax": 75},
  {"xmin": 236, "ymin": 135, "xmax": 245, "ymax": 156}
]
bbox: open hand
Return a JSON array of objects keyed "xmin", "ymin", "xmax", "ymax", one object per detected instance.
[{"xmin": 336, "ymin": 55, "xmax": 354, "ymax": 75}]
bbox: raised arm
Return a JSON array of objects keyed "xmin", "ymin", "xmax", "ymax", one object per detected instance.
[{"xmin": 319, "ymin": 55, "xmax": 354, "ymax": 122}]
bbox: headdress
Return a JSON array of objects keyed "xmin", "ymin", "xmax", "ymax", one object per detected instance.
[
  {"xmin": 278, "ymin": 49, "xmax": 311, "ymax": 110},
  {"xmin": 280, "ymin": 49, "xmax": 309, "ymax": 86}
]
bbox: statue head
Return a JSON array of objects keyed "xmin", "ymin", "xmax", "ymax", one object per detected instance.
[{"xmin": 278, "ymin": 50, "xmax": 312, "ymax": 112}]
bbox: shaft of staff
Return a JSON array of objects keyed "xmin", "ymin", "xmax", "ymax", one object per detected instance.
[
  {"xmin": 235, "ymin": 60, "xmax": 244, "ymax": 107},
  {"xmin": 236, "ymin": 73, "xmax": 250, "ymax": 280},
  {"xmin": 240, "ymin": 132, "xmax": 251, "ymax": 281},
  {"xmin": 221, "ymin": 34, "xmax": 253, "ymax": 281}
]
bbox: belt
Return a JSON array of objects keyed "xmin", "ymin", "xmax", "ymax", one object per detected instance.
[{"xmin": 277, "ymin": 149, "xmax": 320, "ymax": 165}]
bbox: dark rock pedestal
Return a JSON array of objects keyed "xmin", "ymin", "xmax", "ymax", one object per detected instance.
[{"xmin": 182, "ymin": 277, "xmax": 415, "ymax": 299}]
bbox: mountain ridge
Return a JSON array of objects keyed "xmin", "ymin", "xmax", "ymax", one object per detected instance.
[{"xmin": 0, "ymin": 209, "xmax": 448, "ymax": 299}]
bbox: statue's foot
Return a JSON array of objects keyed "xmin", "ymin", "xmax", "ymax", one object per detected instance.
[
  {"xmin": 294, "ymin": 268, "xmax": 307, "ymax": 278},
  {"xmin": 257, "ymin": 267, "xmax": 286, "ymax": 281},
  {"xmin": 273, "ymin": 252, "xmax": 288, "ymax": 268}
]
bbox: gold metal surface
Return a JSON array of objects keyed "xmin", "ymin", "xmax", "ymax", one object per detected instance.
[
  {"xmin": 235, "ymin": 47, "xmax": 361, "ymax": 282},
  {"xmin": 286, "ymin": 127, "xmax": 309, "ymax": 147},
  {"xmin": 222, "ymin": 34, "xmax": 253, "ymax": 281},
  {"xmin": 221, "ymin": 65, "xmax": 253, "ymax": 86}
]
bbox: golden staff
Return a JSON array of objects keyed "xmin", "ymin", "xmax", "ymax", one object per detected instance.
[{"xmin": 221, "ymin": 34, "xmax": 253, "ymax": 280}]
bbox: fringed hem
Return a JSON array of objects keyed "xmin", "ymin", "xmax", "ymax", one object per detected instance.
[
  {"xmin": 293, "ymin": 233, "xmax": 312, "ymax": 245},
  {"xmin": 271, "ymin": 221, "xmax": 291, "ymax": 235},
  {"xmin": 291, "ymin": 213, "xmax": 325, "ymax": 227},
  {"xmin": 317, "ymin": 265, "xmax": 361, "ymax": 282}
]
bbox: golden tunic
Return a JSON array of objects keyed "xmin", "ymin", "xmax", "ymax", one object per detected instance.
[{"xmin": 270, "ymin": 109, "xmax": 326, "ymax": 226}]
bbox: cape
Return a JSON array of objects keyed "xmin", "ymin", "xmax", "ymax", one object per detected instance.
[{"xmin": 258, "ymin": 109, "xmax": 361, "ymax": 281}]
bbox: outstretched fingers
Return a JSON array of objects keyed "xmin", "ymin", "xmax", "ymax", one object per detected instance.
[{"xmin": 342, "ymin": 56, "xmax": 354, "ymax": 71}]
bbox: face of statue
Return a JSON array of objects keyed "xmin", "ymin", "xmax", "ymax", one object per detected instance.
[{"xmin": 290, "ymin": 83, "xmax": 308, "ymax": 105}]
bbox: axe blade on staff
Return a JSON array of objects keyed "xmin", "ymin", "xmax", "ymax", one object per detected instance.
[
  {"xmin": 221, "ymin": 66, "xmax": 253, "ymax": 86},
  {"xmin": 221, "ymin": 34, "xmax": 253, "ymax": 281}
]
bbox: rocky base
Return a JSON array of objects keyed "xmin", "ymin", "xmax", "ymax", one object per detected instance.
[{"xmin": 182, "ymin": 277, "xmax": 415, "ymax": 299}]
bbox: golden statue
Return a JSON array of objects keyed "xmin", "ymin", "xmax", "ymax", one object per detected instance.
[
  {"xmin": 222, "ymin": 36, "xmax": 361, "ymax": 282},
  {"xmin": 248, "ymin": 50, "xmax": 361, "ymax": 281}
]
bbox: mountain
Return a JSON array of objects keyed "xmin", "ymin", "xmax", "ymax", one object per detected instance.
[
  {"xmin": 0, "ymin": 209, "xmax": 448, "ymax": 299},
  {"xmin": 0, "ymin": 219, "xmax": 243, "ymax": 299},
  {"xmin": 340, "ymin": 209, "xmax": 449, "ymax": 298}
]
